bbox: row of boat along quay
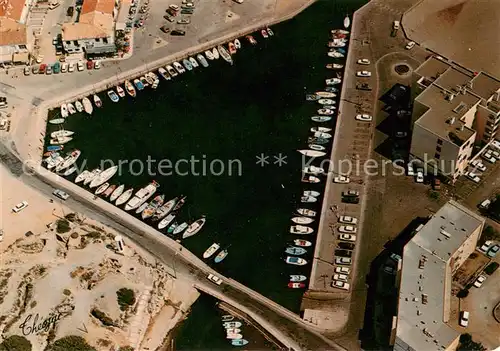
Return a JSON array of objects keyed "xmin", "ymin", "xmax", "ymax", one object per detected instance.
[{"xmin": 23, "ymin": 0, "xmax": 368, "ymax": 348}]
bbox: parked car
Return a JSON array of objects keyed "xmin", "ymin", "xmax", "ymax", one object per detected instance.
[
  {"xmin": 331, "ymin": 280, "xmax": 350, "ymax": 290},
  {"xmin": 46, "ymin": 65, "xmax": 53, "ymax": 75},
  {"xmin": 77, "ymin": 61, "xmax": 84, "ymax": 71},
  {"xmin": 39, "ymin": 63, "xmax": 47, "ymax": 74},
  {"xmin": 335, "ymin": 266, "xmax": 351, "ymax": 274},
  {"xmin": 356, "ymin": 83, "xmax": 372, "ymax": 91},
  {"xmin": 61, "ymin": 62, "xmax": 68, "ymax": 72},
  {"xmin": 52, "ymin": 189, "xmax": 69, "ymax": 200},
  {"xmin": 416, "ymin": 168, "xmax": 424, "ymax": 183},
  {"xmin": 86, "ymin": 60, "xmax": 93, "ymax": 69},
  {"xmin": 68, "ymin": 62, "xmax": 75, "ymax": 72},
  {"xmin": 471, "ymin": 159, "xmax": 486, "ymax": 172},
  {"xmin": 339, "ymin": 225, "xmax": 357, "ymax": 234},
  {"xmin": 342, "ymin": 196, "xmax": 359, "ymax": 204},
  {"xmin": 356, "ymin": 71, "xmax": 372, "ymax": 77},
  {"xmin": 161, "ymin": 25, "xmax": 170, "ymax": 33},
  {"xmin": 335, "ymin": 257, "xmax": 352, "ymax": 265},
  {"xmin": 482, "ymin": 151, "xmax": 496, "ymax": 164},
  {"xmin": 355, "ymin": 114, "xmax": 372, "ymax": 122},
  {"xmin": 334, "ymin": 175, "xmax": 349, "ymax": 183},
  {"xmin": 207, "ymin": 274, "xmax": 222, "ymax": 285},
  {"xmin": 487, "ymin": 244, "xmax": 499, "ymax": 258},
  {"xmin": 465, "ymin": 171, "xmax": 480, "ymax": 183},
  {"xmin": 433, "ymin": 178, "xmax": 441, "ymax": 190},
  {"xmin": 171, "ymin": 29, "xmax": 186, "ymax": 36},
  {"xmin": 357, "ymin": 58, "xmax": 370, "ymax": 65},
  {"xmin": 164, "ymin": 14, "xmax": 175, "ymax": 21},
  {"xmin": 233, "ymin": 0, "xmax": 244, "ymax": 3},
  {"xmin": 405, "ymin": 41, "xmax": 416, "ymax": 50},
  {"xmin": 32, "ymin": 65, "xmax": 39, "ymax": 74},
  {"xmin": 177, "ymin": 18, "xmax": 190, "ymax": 24},
  {"xmin": 339, "ymin": 234, "xmax": 356, "ymax": 242},
  {"xmin": 459, "ymin": 311, "xmax": 469, "ymax": 327},
  {"xmin": 479, "ymin": 199, "xmax": 491, "ymax": 210},
  {"xmin": 339, "ymin": 216, "xmax": 358, "ymax": 225},
  {"xmin": 67, "ymin": 6, "xmax": 74, "ymax": 16},
  {"xmin": 94, "ymin": 60, "xmax": 101, "ymax": 69},
  {"xmin": 337, "ymin": 242, "xmax": 355, "ymax": 250},
  {"xmin": 479, "ymin": 240, "xmax": 494, "ymax": 253},
  {"xmin": 169, "ymin": 4, "xmax": 180, "ymax": 11},
  {"xmin": 24, "ymin": 66, "xmax": 30, "ymax": 76},
  {"xmin": 473, "ymin": 275, "xmax": 487, "ymax": 288},
  {"xmin": 342, "ymin": 190, "xmax": 359, "ymax": 198},
  {"xmin": 333, "ymin": 273, "xmax": 348, "ymax": 282},
  {"xmin": 12, "ymin": 201, "xmax": 29, "ymax": 213},
  {"xmin": 407, "ymin": 163, "xmax": 415, "ymax": 176}
]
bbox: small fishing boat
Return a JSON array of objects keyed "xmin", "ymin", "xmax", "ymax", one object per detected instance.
[
  {"xmin": 303, "ymin": 166, "xmax": 324, "ymax": 175},
  {"xmin": 203, "ymin": 243, "xmax": 220, "ymax": 258},
  {"xmin": 261, "ymin": 29, "xmax": 269, "ymax": 38},
  {"xmin": 290, "ymin": 225, "xmax": 314, "ymax": 235},
  {"xmin": 89, "ymin": 165, "xmax": 119, "ymax": 188},
  {"xmin": 232, "ymin": 339, "xmax": 249, "ymax": 347},
  {"xmin": 45, "ymin": 153, "xmax": 63, "ymax": 169},
  {"xmin": 204, "ymin": 50, "xmax": 214, "ymax": 60},
  {"xmin": 166, "ymin": 65, "xmax": 178, "ymax": 77},
  {"xmin": 288, "ymin": 282, "xmax": 306, "ymax": 288},
  {"xmin": 47, "ymin": 145, "xmax": 63, "ymax": 152},
  {"xmin": 135, "ymin": 202, "xmax": 149, "ymax": 214},
  {"xmin": 311, "ymin": 126, "xmax": 332, "ymax": 133},
  {"xmin": 93, "ymin": 94, "xmax": 102, "ymax": 107},
  {"xmin": 228, "ymin": 42, "xmax": 236, "ymax": 54},
  {"xmin": 95, "ymin": 182, "xmax": 110, "ymax": 195},
  {"xmin": 328, "ymin": 41, "xmax": 346, "ymax": 48},
  {"xmin": 313, "ymin": 131, "xmax": 332, "ymax": 139},
  {"xmin": 189, "ymin": 57, "xmax": 199, "ymax": 68},
  {"xmin": 67, "ymin": 103, "xmax": 76, "ymax": 114},
  {"xmin": 292, "ymin": 217, "xmax": 314, "ymax": 225},
  {"xmin": 308, "ymin": 137, "xmax": 330, "ymax": 145},
  {"xmin": 306, "ymin": 94, "xmax": 320, "ymax": 101},
  {"xmin": 74, "ymin": 101, "xmax": 84, "ymax": 112},
  {"xmin": 246, "ymin": 35, "xmax": 257, "ymax": 45},
  {"xmin": 133, "ymin": 78, "xmax": 144, "ymax": 91},
  {"xmin": 301, "ymin": 195, "xmax": 317, "ymax": 203},
  {"xmin": 50, "ymin": 136, "xmax": 73, "ymax": 145},
  {"xmin": 326, "ymin": 63, "xmax": 344, "ymax": 69},
  {"xmin": 116, "ymin": 188, "xmax": 134, "ymax": 206},
  {"xmin": 214, "ymin": 249, "xmax": 228, "ymax": 263},
  {"xmin": 153, "ymin": 197, "xmax": 177, "ymax": 221},
  {"xmin": 226, "ymin": 328, "xmax": 241, "ymax": 334},
  {"xmin": 197, "ymin": 54, "xmax": 209, "ymax": 67},
  {"xmin": 226, "ymin": 333, "xmax": 243, "ymax": 340},
  {"xmin": 172, "ymin": 61, "xmax": 186, "ymax": 74},
  {"xmin": 183, "ymin": 217, "xmax": 206, "ymax": 239},
  {"xmin": 294, "ymin": 239, "xmax": 312, "ymax": 247},
  {"xmin": 125, "ymin": 80, "xmax": 137, "ymax": 96},
  {"xmin": 63, "ymin": 166, "xmax": 77, "ymax": 177},
  {"xmin": 344, "ymin": 15, "xmax": 350, "ymax": 29},
  {"xmin": 298, "ymin": 149, "xmax": 326, "ymax": 157},
  {"xmin": 142, "ymin": 194, "xmax": 165, "ymax": 219},
  {"xmin": 234, "ymin": 38, "xmax": 241, "ymax": 49},
  {"xmin": 172, "ymin": 195, "xmax": 187, "ymax": 212},
  {"xmin": 84, "ymin": 169, "xmax": 101, "ymax": 186},
  {"xmin": 331, "ymin": 29, "xmax": 349, "ymax": 35},
  {"xmin": 318, "ymin": 108, "xmax": 334, "ymax": 115},
  {"xmin": 318, "ymin": 98, "xmax": 336, "ymax": 105},
  {"xmin": 290, "ymin": 275, "xmax": 307, "ymax": 282},
  {"xmin": 82, "ymin": 97, "xmax": 93, "ymax": 114},
  {"xmin": 218, "ymin": 45, "xmax": 232, "ymax": 64},
  {"xmin": 182, "ymin": 58, "xmax": 193, "ymax": 71},
  {"xmin": 212, "ymin": 47, "xmax": 220, "ymax": 59},
  {"xmin": 49, "ymin": 118, "xmax": 65, "ymax": 125},
  {"xmin": 326, "ymin": 78, "xmax": 341, "ymax": 85},
  {"xmin": 110, "ymin": 184, "xmax": 125, "ymax": 202},
  {"xmin": 158, "ymin": 213, "xmax": 176, "ymax": 230},
  {"xmin": 302, "ymin": 175, "xmax": 321, "ymax": 183},
  {"xmin": 325, "ymin": 86, "xmax": 339, "ymax": 93},
  {"xmin": 285, "ymin": 256, "xmax": 307, "ymax": 265},
  {"xmin": 285, "ymin": 246, "xmax": 307, "ymax": 255},
  {"xmin": 127, "ymin": 180, "xmax": 159, "ymax": 211},
  {"xmin": 151, "ymin": 77, "xmax": 159, "ymax": 89},
  {"xmin": 158, "ymin": 67, "xmax": 170, "ymax": 80},
  {"xmin": 60, "ymin": 104, "xmax": 69, "ymax": 118},
  {"xmin": 327, "ymin": 51, "xmax": 344, "ymax": 58},
  {"xmin": 316, "ymin": 91, "xmax": 336, "ymax": 98},
  {"xmin": 108, "ymin": 90, "xmax": 119, "ymax": 102},
  {"xmin": 103, "ymin": 184, "xmax": 116, "ymax": 197},
  {"xmin": 311, "ymin": 116, "xmax": 332, "ymax": 123},
  {"xmin": 75, "ymin": 170, "xmax": 90, "ymax": 183},
  {"xmin": 267, "ymin": 27, "xmax": 274, "ymax": 36},
  {"xmin": 144, "ymin": 73, "xmax": 155, "ymax": 86},
  {"xmin": 55, "ymin": 149, "xmax": 81, "ymax": 171},
  {"xmin": 223, "ymin": 321, "xmax": 242, "ymax": 328},
  {"xmin": 297, "ymin": 208, "xmax": 316, "ymax": 217},
  {"xmin": 304, "ymin": 190, "xmax": 321, "ymax": 197},
  {"xmin": 221, "ymin": 315, "xmax": 234, "ymax": 322},
  {"xmin": 50, "ymin": 129, "xmax": 74, "ymax": 139},
  {"xmin": 116, "ymin": 86, "xmax": 125, "ymax": 98},
  {"xmin": 140, "ymin": 76, "xmax": 149, "ymax": 87},
  {"xmin": 172, "ymin": 222, "xmax": 188, "ymax": 235}
]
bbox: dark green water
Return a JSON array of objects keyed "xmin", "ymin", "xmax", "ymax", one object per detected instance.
[{"xmin": 46, "ymin": 0, "xmax": 366, "ymax": 347}]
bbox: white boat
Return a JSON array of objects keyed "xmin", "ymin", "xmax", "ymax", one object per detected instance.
[
  {"xmin": 153, "ymin": 197, "xmax": 177, "ymax": 220},
  {"xmin": 267, "ymin": 27, "xmax": 274, "ymax": 36},
  {"xmin": 328, "ymin": 41, "xmax": 346, "ymax": 48},
  {"xmin": 285, "ymin": 256, "xmax": 307, "ymax": 265},
  {"xmin": 142, "ymin": 194, "xmax": 165, "ymax": 219},
  {"xmin": 331, "ymin": 29, "xmax": 349, "ymax": 35},
  {"xmin": 309, "ymin": 144, "xmax": 326, "ymax": 151},
  {"xmin": 326, "ymin": 78, "xmax": 341, "ymax": 85},
  {"xmin": 60, "ymin": 104, "xmax": 68, "ymax": 118},
  {"xmin": 311, "ymin": 116, "xmax": 332, "ymax": 122},
  {"xmin": 344, "ymin": 15, "xmax": 350, "ymax": 29},
  {"xmin": 311, "ymin": 126, "xmax": 332, "ymax": 133},
  {"xmin": 318, "ymin": 108, "xmax": 334, "ymax": 115},
  {"xmin": 234, "ymin": 38, "xmax": 241, "ymax": 49},
  {"xmin": 304, "ymin": 190, "xmax": 321, "ymax": 197},
  {"xmin": 173, "ymin": 61, "xmax": 185, "ymax": 74},
  {"xmin": 212, "ymin": 47, "xmax": 220, "ymax": 59},
  {"xmin": 223, "ymin": 321, "xmax": 242, "ymax": 328},
  {"xmin": 55, "ymin": 149, "xmax": 81, "ymax": 171},
  {"xmin": 316, "ymin": 91, "xmax": 336, "ymax": 98},
  {"xmin": 313, "ymin": 131, "xmax": 332, "ymax": 139},
  {"xmin": 303, "ymin": 166, "xmax": 324, "ymax": 175},
  {"xmin": 203, "ymin": 243, "xmax": 220, "ymax": 258},
  {"xmin": 197, "ymin": 54, "xmax": 209, "ymax": 67},
  {"xmin": 109, "ymin": 184, "xmax": 125, "ymax": 202},
  {"xmin": 67, "ymin": 103, "xmax": 76, "ymax": 114},
  {"xmin": 166, "ymin": 65, "xmax": 178, "ymax": 77},
  {"xmin": 301, "ymin": 196, "xmax": 317, "ymax": 203},
  {"xmin": 89, "ymin": 165, "xmax": 118, "ymax": 188},
  {"xmin": 290, "ymin": 225, "xmax": 313, "ymax": 235},
  {"xmin": 326, "ymin": 63, "xmax": 344, "ymax": 69},
  {"xmin": 75, "ymin": 170, "xmax": 90, "ymax": 183},
  {"xmin": 158, "ymin": 213, "xmax": 176, "ymax": 230},
  {"xmin": 290, "ymin": 275, "xmax": 307, "ymax": 282},
  {"xmin": 218, "ymin": 45, "xmax": 233, "ymax": 64},
  {"xmin": 297, "ymin": 208, "xmax": 316, "ymax": 217},
  {"xmin": 95, "ymin": 182, "xmax": 109, "ymax": 195},
  {"xmin": 116, "ymin": 85, "xmax": 126, "ymax": 97},
  {"xmin": 63, "ymin": 166, "xmax": 77, "ymax": 176},
  {"xmin": 298, "ymin": 149, "xmax": 326, "ymax": 157},
  {"xmin": 82, "ymin": 97, "xmax": 93, "ymax": 114},
  {"xmin": 173, "ymin": 222, "xmax": 188, "ymax": 235},
  {"xmin": 125, "ymin": 181, "xmax": 159, "ymax": 211},
  {"xmin": 182, "ymin": 217, "xmax": 206, "ymax": 239},
  {"xmin": 292, "ymin": 216, "xmax": 314, "ymax": 224},
  {"xmin": 158, "ymin": 67, "xmax": 170, "ymax": 80},
  {"xmin": 93, "ymin": 94, "xmax": 102, "ymax": 107},
  {"xmin": 327, "ymin": 51, "xmax": 344, "ymax": 58},
  {"xmin": 318, "ymin": 98, "xmax": 335, "ymax": 105},
  {"xmin": 222, "ymin": 315, "xmax": 234, "ymax": 322},
  {"xmin": 45, "ymin": 153, "xmax": 63, "ymax": 169},
  {"xmin": 116, "ymin": 188, "xmax": 134, "ymax": 206},
  {"xmin": 226, "ymin": 334, "xmax": 242, "ymax": 340},
  {"xmin": 50, "ymin": 129, "xmax": 74, "ymax": 139},
  {"xmin": 189, "ymin": 57, "xmax": 199, "ymax": 68},
  {"xmin": 302, "ymin": 175, "xmax": 320, "ymax": 183},
  {"xmin": 135, "ymin": 202, "xmax": 148, "ymax": 214},
  {"xmin": 50, "ymin": 136, "xmax": 72, "ymax": 145},
  {"xmin": 75, "ymin": 100, "xmax": 84, "ymax": 112},
  {"xmin": 226, "ymin": 328, "xmax": 241, "ymax": 334},
  {"xmin": 205, "ymin": 50, "xmax": 214, "ymax": 60},
  {"xmin": 83, "ymin": 169, "xmax": 101, "ymax": 186}
]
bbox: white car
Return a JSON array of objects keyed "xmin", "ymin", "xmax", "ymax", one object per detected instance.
[
  {"xmin": 24, "ymin": 66, "xmax": 31, "ymax": 76},
  {"xmin": 471, "ymin": 159, "xmax": 486, "ymax": 172},
  {"xmin": 36, "ymin": 55, "xmax": 44, "ymax": 63},
  {"xmin": 355, "ymin": 114, "xmax": 372, "ymax": 122},
  {"xmin": 465, "ymin": 171, "xmax": 480, "ymax": 183},
  {"xmin": 12, "ymin": 200, "xmax": 29, "ymax": 213},
  {"xmin": 335, "ymin": 257, "xmax": 352, "ymax": 265},
  {"xmin": 339, "ymin": 225, "xmax": 357, "ymax": 234},
  {"xmin": 94, "ymin": 60, "xmax": 101, "ymax": 69},
  {"xmin": 459, "ymin": 311, "xmax": 469, "ymax": 327},
  {"xmin": 53, "ymin": 189, "xmax": 70, "ymax": 200},
  {"xmin": 68, "ymin": 62, "xmax": 75, "ymax": 72},
  {"xmin": 335, "ymin": 266, "xmax": 351, "ymax": 274},
  {"xmin": 339, "ymin": 234, "xmax": 356, "ymax": 242},
  {"xmin": 479, "ymin": 199, "xmax": 491, "ymax": 210},
  {"xmin": 405, "ymin": 41, "xmax": 416, "ymax": 50},
  {"xmin": 331, "ymin": 280, "xmax": 350, "ymax": 290},
  {"xmin": 333, "ymin": 273, "xmax": 348, "ymax": 282},
  {"xmin": 334, "ymin": 175, "xmax": 350, "ymax": 183},
  {"xmin": 479, "ymin": 240, "xmax": 493, "ymax": 253},
  {"xmin": 339, "ymin": 216, "xmax": 358, "ymax": 225},
  {"xmin": 482, "ymin": 151, "xmax": 496, "ymax": 164},
  {"xmin": 357, "ymin": 58, "xmax": 370, "ymax": 65},
  {"xmin": 416, "ymin": 168, "xmax": 424, "ymax": 183},
  {"xmin": 407, "ymin": 163, "xmax": 415, "ymax": 176},
  {"xmin": 61, "ymin": 62, "xmax": 68, "ymax": 73},
  {"xmin": 233, "ymin": 0, "xmax": 244, "ymax": 3},
  {"xmin": 169, "ymin": 4, "xmax": 179, "ymax": 10},
  {"xmin": 490, "ymin": 140, "xmax": 500, "ymax": 150},
  {"xmin": 356, "ymin": 71, "xmax": 371, "ymax": 77},
  {"xmin": 473, "ymin": 275, "xmax": 487, "ymax": 288},
  {"xmin": 77, "ymin": 61, "xmax": 84, "ymax": 71},
  {"xmin": 207, "ymin": 273, "xmax": 222, "ymax": 285}
]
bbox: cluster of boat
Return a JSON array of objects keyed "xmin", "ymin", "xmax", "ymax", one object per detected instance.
[
  {"xmin": 283, "ymin": 19, "xmax": 351, "ymax": 289},
  {"xmin": 221, "ymin": 315, "xmax": 248, "ymax": 346}
]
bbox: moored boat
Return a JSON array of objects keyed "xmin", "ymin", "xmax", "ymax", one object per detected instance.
[
  {"xmin": 311, "ymin": 115, "xmax": 332, "ymax": 123},
  {"xmin": 326, "ymin": 63, "xmax": 344, "ymax": 69},
  {"xmin": 89, "ymin": 165, "xmax": 119, "ymax": 188},
  {"xmin": 158, "ymin": 67, "xmax": 170, "ymax": 80},
  {"xmin": 306, "ymin": 94, "xmax": 320, "ymax": 101},
  {"xmin": 93, "ymin": 94, "xmax": 102, "ymax": 107},
  {"xmin": 75, "ymin": 101, "xmax": 84, "ymax": 112},
  {"xmin": 290, "ymin": 274, "xmax": 307, "ymax": 282},
  {"xmin": 214, "ymin": 249, "xmax": 228, "ymax": 263},
  {"xmin": 218, "ymin": 45, "xmax": 232, "ymax": 64},
  {"xmin": 182, "ymin": 217, "xmax": 206, "ymax": 239},
  {"xmin": 50, "ymin": 136, "xmax": 73, "ymax": 145},
  {"xmin": 285, "ymin": 246, "xmax": 307, "ymax": 255},
  {"xmin": 290, "ymin": 225, "xmax": 314, "ymax": 234},
  {"xmin": 294, "ymin": 239, "xmax": 312, "ymax": 247},
  {"xmin": 288, "ymin": 282, "xmax": 306, "ymax": 288},
  {"xmin": 116, "ymin": 188, "xmax": 134, "ymax": 206},
  {"xmin": 234, "ymin": 38, "xmax": 241, "ymax": 49},
  {"xmin": 182, "ymin": 58, "xmax": 193, "ymax": 71},
  {"xmin": 55, "ymin": 149, "xmax": 81, "ymax": 171},
  {"xmin": 212, "ymin": 47, "xmax": 220, "ymax": 59},
  {"xmin": 267, "ymin": 27, "xmax": 274, "ymax": 36},
  {"xmin": 344, "ymin": 15, "xmax": 351, "ymax": 29},
  {"xmin": 135, "ymin": 202, "xmax": 149, "ymax": 214},
  {"xmin": 197, "ymin": 54, "xmax": 208, "ymax": 67},
  {"xmin": 311, "ymin": 126, "xmax": 332, "ymax": 133},
  {"xmin": 221, "ymin": 315, "xmax": 234, "ymax": 322},
  {"xmin": 303, "ymin": 166, "xmax": 324, "ymax": 175},
  {"xmin": 226, "ymin": 328, "xmax": 241, "ymax": 334},
  {"xmin": 153, "ymin": 197, "xmax": 177, "ymax": 221},
  {"xmin": 110, "ymin": 184, "xmax": 125, "ymax": 202},
  {"xmin": 125, "ymin": 80, "xmax": 137, "ymax": 97},
  {"xmin": 144, "ymin": 73, "xmax": 154, "ymax": 86},
  {"xmin": 75, "ymin": 170, "xmax": 90, "ymax": 183},
  {"xmin": 116, "ymin": 86, "xmax": 125, "ymax": 98},
  {"xmin": 133, "ymin": 78, "xmax": 144, "ymax": 91},
  {"xmin": 309, "ymin": 144, "xmax": 325, "ymax": 151},
  {"xmin": 49, "ymin": 118, "xmax": 65, "ymax": 125},
  {"xmin": 226, "ymin": 334, "xmax": 243, "ymax": 340},
  {"xmin": 298, "ymin": 149, "xmax": 326, "ymax": 157},
  {"xmin": 261, "ymin": 29, "xmax": 269, "ymax": 38},
  {"xmin": 297, "ymin": 208, "xmax": 316, "ymax": 217},
  {"xmin": 142, "ymin": 194, "xmax": 165, "ymax": 219},
  {"xmin": 292, "ymin": 216, "xmax": 314, "ymax": 225},
  {"xmin": 140, "ymin": 76, "xmax": 149, "ymax": 87},
  {"xmin": 125, "ymin": 181, "xmax": 159, "ymax": 211},
  {"xmin": 204, "ymin": 50, "xmax": 214, "ymax": 60},
  {"xmin": 326, "ymin": 78, "xmax": 341, "ymax": 85},
  {"xmin": 51, "ymin": 129, "xmax": 74, "ymax": 139},
  {"xmin": 302, "ymin": 175, "xmax": 321, "ymax": 183},
  {"xmin": 223, "ymin": 321, "xmax": 242, "ymax": 328},
  {"xmin": 304, "ymin": 190, "xmax": 321, "ymax": 197},
  {"xmin": 327, "ymin": 51, "xmax": 344, "ymax": 58},
  {"xmin": 325, "ymin": 86, "xmax": 338, "ymax": 93},
  {"xmin": 228, "ymin": 42, "xmax": 236, "ymax": 54},
  {"xmin": 60, "ymin": 104, "xmax": 69, "ymax": 118},
  {"xmin": 95, "ymin": 182, "xmax": 110, "ymax": 195},
  {"xmin": 232, "ymin": 339, "xmax": 249, "ymax": 347},
  {"xmin": 308, "ymin": 137, "xmax": 330, "ymax": 145},
  {"xmin": 203, "ymin": 242, "xmax": 220, "ymax": 258},
  {"xmin": 158, "ymin": 213, "xmax": 176, "ymax": 230},
  {"xmin": 318, "ymin": 98, "xmax": 336, "ymax": 105},
  {"xmin": 301, "ymin": 195, "xmax": 317, "ymax": 203},
  {"xmin": 166, "ymin": 65, "xmax": 178, "ymax": 77},
  {"xmin": 317, "ymin": 108, "xmax": 334, "ymax": 115},
  {"xmin": 67, "ymin": 103, "xmax": 76, "ymax": 114},
  {"xmin": 172, "ymin": 222, "xmax": 188, "ymax": 235},
  {"xmin": 285, "ymin": 256, "xmax": 307, "ymax": 265},
  {"xmin": 246, "ymin": 35, "xmax": 257, "ymax": 45},
  {"xmin": 108, "ymin": 90, "xmax": 119, "ymax": 102},
  {"xmin": 63, "ymin": 166, "xmax": 77, "ymax": 176},
  {"xmin": 316, "ymin": 91, "xmax": 336, "ymax": 98},
  {"xmin": 82, "ymin": 97, "xmax": 93, "ymax": 114},
  {"xmin": 189, "ymin": 56, "xmax": 199, "ymax": 68},
  {"xmin": 313, "ymin": 131, "xmax": 332, "ymax": 139},
  {"xmin": 103, "ymin": 184, "xmax": 116, "ymax": 197},
  {"xmin": 172, "ymin": 195, "xmax": 186, "ymax": 212}
]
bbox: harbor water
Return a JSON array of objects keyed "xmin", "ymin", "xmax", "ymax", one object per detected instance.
[{"xmin": 45, "ymin": 0, "xmax": 366, "ymax": 347}]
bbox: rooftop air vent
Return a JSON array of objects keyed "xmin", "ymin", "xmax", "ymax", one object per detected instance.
[
  {"xmin": 448, "ymin": 116, "xmax": 456, "ymax": 125},
  {"xmin": 440, "ymin": 229, "xmax": 451, "ymax": 238}
]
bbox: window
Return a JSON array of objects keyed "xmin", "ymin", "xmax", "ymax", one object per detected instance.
[
  {"xmin": 437, "ymin": 139, "xmax": 443, "ymax": 145},
  {"xmin": 436, "ymin": 145, "xmax": 442, "ymax": 152},
  {"xmin": 434, "ymin": 153, "xmax": 441, "ymax": 159}
]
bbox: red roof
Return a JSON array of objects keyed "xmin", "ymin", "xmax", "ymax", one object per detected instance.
[
  {"xmin": 81, "ymin": 0, "xmax": 115, "ymax": 15},
  {"xmin": 0, "ymin": 0, "xmax": 27, "ymax": 21}
]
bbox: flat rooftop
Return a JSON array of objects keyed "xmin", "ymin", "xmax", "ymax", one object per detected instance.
[
  {"xmin": 470, "ymin": 72, "xmax": 500, "ymax": 101},
  {"xmin": 395, "ymin": 201, "xmax": 485, "ymax": 351},
  {"xmin": 415, "ymin": 84, "xmax": 478, "ymax": 145}
]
